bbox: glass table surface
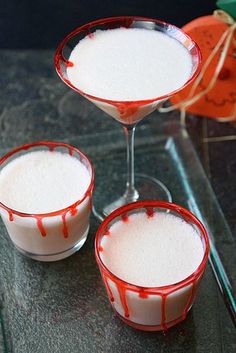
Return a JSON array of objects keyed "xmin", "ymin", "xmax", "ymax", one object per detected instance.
[{"xmin": 0, "ymin": 116, "xmax": 235, "ymax": 353}]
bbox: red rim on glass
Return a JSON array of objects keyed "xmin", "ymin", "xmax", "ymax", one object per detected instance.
[
  {"xmin": 54, "ymin": 16, "xmax": 202, "ymax": 107},
  {"xmin": 95, "ymin": 200, "xmax": 210, "ymax": 331}
]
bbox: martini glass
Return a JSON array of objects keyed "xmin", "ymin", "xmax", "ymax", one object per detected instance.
[{"xmin": 55, "ymin": 16, "xmax": 201, "ymax": 221}]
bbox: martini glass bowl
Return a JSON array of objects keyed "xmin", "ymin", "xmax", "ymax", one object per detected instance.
[{"xmin": 55, "ymin": 16, "xmax": 201, "ymax": 221}]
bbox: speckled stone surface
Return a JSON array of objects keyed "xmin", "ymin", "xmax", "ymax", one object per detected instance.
[{"xmin": 0, "ymin": 50, "xmax": 235, "ymax": 352}]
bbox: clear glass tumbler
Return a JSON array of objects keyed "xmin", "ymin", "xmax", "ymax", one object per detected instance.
[
  {"xmin": 95, "ymin": 200, "xmax": 209, "ymax": 331},
  {"xmin": 0, "ymin": 141, "xmax": 94, "ymax": 261}
]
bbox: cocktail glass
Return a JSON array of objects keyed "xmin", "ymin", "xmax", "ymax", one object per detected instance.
[{"xmin": 54, "ymin": 16, "xmax": 201, "ymax": 221}]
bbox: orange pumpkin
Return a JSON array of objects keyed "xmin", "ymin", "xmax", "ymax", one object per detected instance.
[{"xmin": 171, "ymin": 15, "xmax": 236, "ymax": 120}]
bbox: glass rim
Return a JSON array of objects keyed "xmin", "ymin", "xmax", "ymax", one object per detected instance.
[
  {"xmin": 0, "ymin": 141, "xmax": 94, "ymax": 218},
  {"xmin": 54, "ymin": 15, "xmax": 202, "ymax": 106},
  {"xmin": 95, "ymin": 200, "xmax": 210, "ymax": 293}
]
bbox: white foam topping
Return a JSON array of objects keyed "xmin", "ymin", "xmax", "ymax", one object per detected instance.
[
  {"xmin": 101, "ymin": 212, "xmax": 204, "ymax": 287},
  {"xmin": 67, "ymin": 28, "xmax": 192, "ymax": 101},
  {"xmin": 0, "ymin": 151, "xmax": 91, "ymax": 213}
]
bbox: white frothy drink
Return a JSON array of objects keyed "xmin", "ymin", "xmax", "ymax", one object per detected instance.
[
  {"xmin": 101, "ymin": 212, "xmax": 204, "ymax": 287},
  {"xmin": 0, "ymin": 151, "xmax": 90, "ymax": 213},
  {"xmin": 99, "ymin": 211, "xmax": 205, "ymax": 327},
  {"xmin": 67, "ymin": 28, "xmax": 192, "ymax": 101},
  {"xmin": 0, "ymin": 150, "xmax": 93, "ymax": 261}
]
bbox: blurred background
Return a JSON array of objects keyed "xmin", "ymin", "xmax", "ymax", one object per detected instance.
[{"xmin": 1, "ymin": 0, "xmax": 216, "ymax": 48}]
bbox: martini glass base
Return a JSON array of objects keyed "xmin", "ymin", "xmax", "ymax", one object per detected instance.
[{"xmin": 92, "ymin": 173, "xmax": 172, "ymax": 222}]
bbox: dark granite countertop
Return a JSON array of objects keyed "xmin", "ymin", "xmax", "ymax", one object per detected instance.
[{"xmin": 0, "ymin": 49, "xmax": 235, "ymax": 352}]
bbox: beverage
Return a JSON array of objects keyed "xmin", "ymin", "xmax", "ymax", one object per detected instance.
[
  {"xmin": 55, "ymin": 17, "xmax": 201, "ymax": 219},
  {"xmin": 0, "ymin": 142, "xmax": 94, "ymax": 261},
  {"xmin": 100, "ymin": 212, "xmax": 204, "ymax": 287},
  {"xmin": 67, "ymin": 28, "xmax": 192, "ymax": 124},
  {"xmin": 0, "ymin": 151, "xmax": 90, "ymax": 213},
  {"xmin": 67, "ymin": 28, "xmax": 192, "ymax": 101},
  {"xmin": 95, "ymin": 201, "xmax": 209, "ymax": 330}
]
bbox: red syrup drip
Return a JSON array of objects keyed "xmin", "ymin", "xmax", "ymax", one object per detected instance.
[
  {"xmin": 87, "ymin": 32, "xmax": 95, "ymax": 39},
  {"xmin": 66, "ymin": 61, "xmax": 74, "ymax": 67},
  {"xmin": 70, "ymin": 207, "xmax": 77, "ymax": 216},
  {"xmin": 48, "ymin": 145, "xmax": 55, "ymax": 152},
  {"xmin": 36, "ymin": 217, "xmax": 47, "ymax": 237},
  {"xmin": 139, "ymin": 290, "xmax": 149, "ymax": 299},
  {"xmin": 68, "ymin": 147, "xmax": 74, "ymax": 156},
  {"xmin": 8, "ymin": 211, "xmax": 14, "ymax": 221},
  {"xmin": 116, "ymin": 103, "xmax": 139, "ymax": 124},
  {"xmin": 98, "ymin": 245, "xmax": 104, "ymax": 252},
  {"xmin": 62, "ymin": 212, "xmax": 69, "ymax": 238},
  {"xmin": 104, "ymin": 229, "xmax": 111, "ymax": 236},
  {"xmin": 117, "ymin": 285, "xmax": 129, "ymax": 318},
  {"xmin": 146, "ymin": 207, "xmax": 154, "ymax": 218},
  {"xmin": 121, "ymin": 213, "xmax": 129, "ymax": 222},
  {"xmin": 103, "ymin": 275, "xmax": 114, "ymax": 302},
  {"xmin": 161, "ymin": 294, "xmax": 168, "ymax": 331}
]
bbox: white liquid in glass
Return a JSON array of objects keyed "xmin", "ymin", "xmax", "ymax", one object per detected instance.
[
  {"xmin": 100, "ymin": 212, "xmax": 204, "ymax": 326},
  {"xmin": 0, "ymin": 151, "xmax": 90, "ymax": 213},
  {"xmin": 0, "ymin": 151, "xmax": 92, "ymax": 258},
  {"xmin": 67, "ymin": 28, "xmax": 192, "ymax": 101},
  {"xmin": 101, "ymin": 212, "xmax": 204, "ymax": 287}
]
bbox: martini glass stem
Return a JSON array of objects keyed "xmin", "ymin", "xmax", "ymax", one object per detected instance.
[{"xmin": 123, "ymin": 125, "xmax": 139, "ymax": 202}]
